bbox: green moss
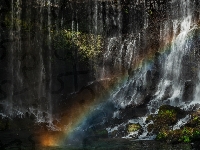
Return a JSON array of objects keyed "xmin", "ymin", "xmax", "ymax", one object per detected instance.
[
  {"xmin": 158, "ymin": 109, "xmax": 176, "ymax": 125},
  {"xmin": 186, "ymin": 112, "xmax": 200, "ymax": 128},
  {"xmin": 147, "ymin": 105, "xmax": 186, "ymax": 134},
  {"xmin": 127, "ymin": 124, "xmax": 141, "ymax": 133},
  {"xmin": 157, "ymin": 105, "xmax": 178, "ymax": 123},
  {"xmin": 167, "ymin": 129, "xmax": 182, "ymax": 143},
  {"xmin": 156, "ymin": 130, "xmax": 168, "ymax": 141},
  {"xmin": 156, "ymin": 127, "xmax": 200, "ymax": 143},
  {"xmin": 52, "ymin": 30, "xmax": 103, "ymax": 62},
  {"xmin": 180, "ymin": 135, "xmax": 191, "ymax": 143},
  {"xmin": 145, "ymin": 105, "xmax": 200, "ymax": 143}
]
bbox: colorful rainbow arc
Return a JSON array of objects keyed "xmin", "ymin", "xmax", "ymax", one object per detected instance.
[{"xmin": 40, "ymin": 21, "xmax": 200, "ymax": 147}]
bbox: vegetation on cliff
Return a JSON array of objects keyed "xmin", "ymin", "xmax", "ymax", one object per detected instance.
[{"xmin": 147, "ymin": 105, "xmax": 200, "ymax": 144}]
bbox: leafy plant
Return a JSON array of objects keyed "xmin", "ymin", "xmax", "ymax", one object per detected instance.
[
  {"xmin": 52, "ymin": 30, "xmax": 103, "ymax": 63},
  {"xmin": 156, "ymin": 129, "xmax": 168, "ymax": 139}
]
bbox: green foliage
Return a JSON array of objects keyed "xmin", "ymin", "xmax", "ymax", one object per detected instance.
[
  {"xmin": 186, "ymin": 112, "xmax": 200, "ymax": 128},
  {"xmin": 145, "ymin": 105, "xmax": 200, "ymax": 143},
  {"xmin": 147, "ymin": 105, "xmax": 183, "ymax": 134},
  {"xmin": 155, "ymin": 126, "xmax": 200, "ymax": 143},
  {"xmin": 52, "ymin": 30, "xmax": 103, "ymax": 62},
  {"xmin": 180, "ymin": 135, "xmax": 190, "ymax": 143},
  {"xmin": 4, "ymin": 12, "xmax": 33, "ymax": 30},
  {"xmin": 158, "ymin": 109, "xmax": 176, "ymax": 123},
  {"xmin": 156, "ymin": 130, "xmax": 168, "ymax": 141},
  {"xmin": 179, "ymin": 127, "xmax": 193, "ymax": 143}
]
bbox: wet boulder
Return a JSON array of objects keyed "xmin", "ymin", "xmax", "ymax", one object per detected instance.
[
  {"xmin": 185, "ymin": 110, "xmax": 200, "ymax": 128},
  {"xmin": 154, "ymin": 107, "xmax": 200, "ymax": 144},
  {"xmin": 108, "ymin": 125, "xmax": 127, "ymax": 138},
  {"xmin": 127, "ymin": 123, "xmax": 142, "ymax": 133},
  {"xmin": 145, "ymin": 70, "xmax": 152, "ymax": 90},
  {"xmin": 182, "ymin": 80, "xmax": 194, "ymax": 102},
  {"xmin": 147, "ymin": 105, "xmax": 186, "ymax": 134}
]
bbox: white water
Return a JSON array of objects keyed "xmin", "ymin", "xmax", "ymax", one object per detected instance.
[
  {"xmin": 105, "ymin": 0, "xmax": 199, "ymax": 110},
  {"xmin": 0, "ymin": 0, "xmax": 60, "ymax": 123},
  {"xmin": 99, "ymin": 0, "xmax": 200, "ymax": 140},
  {"xmin": 1, "ymin": 1, "xmax": 200, "ymax": 141},
  {"xmin": 148, "ymin": 15, "xmax": 195, "ymax": 112}
]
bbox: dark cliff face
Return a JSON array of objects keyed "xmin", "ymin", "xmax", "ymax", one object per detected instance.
[{"xmin": 0, "ymin": 0, "xmax": 175, "ymax": 119}]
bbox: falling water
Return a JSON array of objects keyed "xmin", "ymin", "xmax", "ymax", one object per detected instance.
[
  {"xmin": 104, "ymin": 0, "xmax": 199, "ymax": 111},
  {"xmin": 47, "ymin": 0, "xmax": 52, "ymax": 123},
  {"xmin": 99, "ymin": 0, "xmax": 200, "ymax": 140},
  {"xmin": 0, "ymin": 0, "xmax": 200, "ymax": 146},
  {"xmin": 9, "ymin": 0, "xmax": 14, "ymax": 115},
  {"xmin": 148, "ymin": 0, "xmax": 197, "ymax": 112},
  {"xmin": 0, "ymin": 0, "xmax": 56, "ymax": 122}
]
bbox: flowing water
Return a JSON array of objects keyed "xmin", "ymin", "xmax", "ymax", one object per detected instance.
[
  {"xmin": 99, "ymin": 0, "xmax": 200, "ymax": 140},
  {"xmin": 0, "ymin": 0, "xmax": 200, "ymax": 148}
]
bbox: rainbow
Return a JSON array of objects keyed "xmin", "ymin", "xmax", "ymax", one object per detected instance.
[{"xmin": 39, "ymin": 20, "xmax": 200, "ymax": 147}]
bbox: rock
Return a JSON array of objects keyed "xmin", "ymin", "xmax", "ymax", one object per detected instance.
[
  {"xmin": 154, "ymin": 107, "xmax": 200, "ymax": 144},
  {"xmin": 185, "ymin": 110, "xmax": 200, "ymax": 128},
  {"xmin": 146, "ymin": 70, "xmax": 152, "ymax": 90},
  {"xmin": 109, "ymin": 130, "xmax": 120, "ymax": 138},
  {"xmin": 126, "ymin": 123, "xmax": 142, "ymax": 133},
  {"xmin": 162, "ymin": 84, "xmax": 173, "ymax": 100},
  {"xmin": 147, "ymin": 105, "xmax": 186, "ymax": 134},
  {"xmin": 182, "ymin": 80, "xmax": 194, "ymax": 102},
  {"xmin": 30, "ymin": 113, "xmax": 36, "ymax": 121}
]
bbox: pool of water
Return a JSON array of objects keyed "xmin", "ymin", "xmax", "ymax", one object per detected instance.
[{"xmin": 36, "ymin": 139, "xmax": 192, "ymax": 150}]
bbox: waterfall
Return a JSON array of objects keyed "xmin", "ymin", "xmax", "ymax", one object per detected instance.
[
  {"xmin": 9, "ymin": 0, "xmax": 14, "ymax": 115},
  {"xmin": 0, "ymin": 0, "xmax": 100, "ymax": 122},
  {"xmin": 148, "ymin": 15, "xmax": 194, "ymax": 112},
  {"xmin": 95, "ymin": 0, "xmax": 200, "ymax": 140},
  {"xmin": 194, "ymin": 71, "xmax": 200, "ymax": 104},
  {"xmin": 103, "ymin": 0, "xmax": 199, "ymax": 111},
  {"xmin": 0, "ymin": 0, "xmax": 200, "ymax": 144},
  {"xmin": 47, "ymin": 0, "xmax": 52, "ymax": 123},
  {"xmin": 147, "ymin": 0, "xmax": 199, "ymax": 112},
  {"xmin": 0, "ymin": 0, "xmax": 57, "ymax": 122}
]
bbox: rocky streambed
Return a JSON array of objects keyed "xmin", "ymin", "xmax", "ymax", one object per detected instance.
[{"xmin": 1, "ymin": 104, "xmax": 200, "ymax": 149}]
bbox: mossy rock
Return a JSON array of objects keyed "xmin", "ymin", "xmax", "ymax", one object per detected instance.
[
  {"xmin": 127, "ymin": 123, "xmax": 142, "ymax": 133},
  {"xmin": 147, "ymin": 105, "xmax": 186, "ymax": 134},
  {"xmin": 185, "ymin": 111, "xmax": 200, "ymax": 128},
  {"xmin": 155, "ymin": 108, "xmax": 200, "ymax": 144},
  {"xmin": 167, "ymin": 129, "xmax": 182, "ymax": 143},
  {"xmin": 158, "ymin": 105, "xmax": 186, "ymax": 121},
  {"xmin": 156, "ymin": 129, "xmax": 169, "ymax": 141},
  {"xmin": 156, "ymin": 127, "xmax": 200, "ymax": 143}
]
